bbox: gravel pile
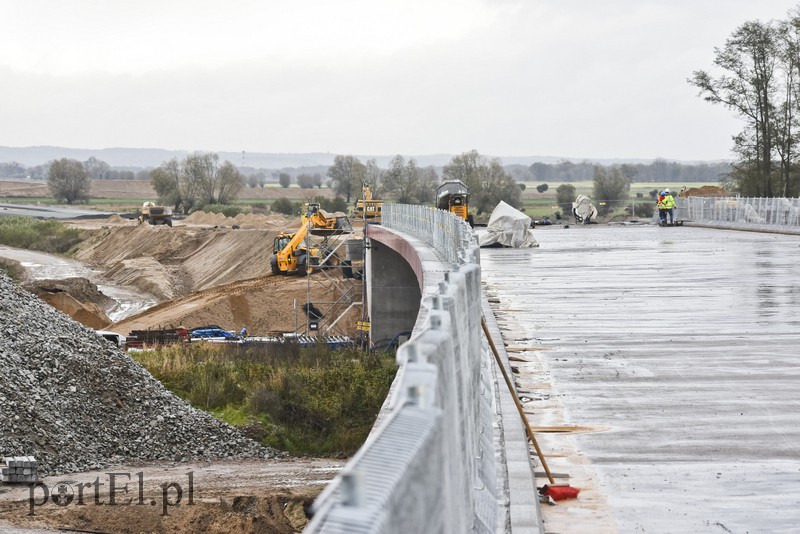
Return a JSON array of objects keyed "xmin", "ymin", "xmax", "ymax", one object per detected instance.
[{"xmin": 0, "ymin": 273, "xmax": 275, "ymax": 476}]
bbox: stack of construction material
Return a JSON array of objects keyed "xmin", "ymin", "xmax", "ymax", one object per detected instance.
[
  {"xmin": 1, "ymin": 456, "xmax": 37, "ymax": 483},
  {"xmin": 0, "ymin": 273, "xmax": 276, "ymax": 476}
]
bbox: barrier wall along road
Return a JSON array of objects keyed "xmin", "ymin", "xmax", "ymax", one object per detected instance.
[{"xmin": 307, "ymin": 205, "xmax": 543, "ymax": 533}]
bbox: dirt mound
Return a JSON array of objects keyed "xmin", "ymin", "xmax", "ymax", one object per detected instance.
[
  {"xmin": 73, "ymin": 224, "xmax": 286, "ymax": 298},
  {"xmin": 680, "ymin": 185, "xmax": 729, "ymax": 197},
  {"xmin": 105, "ymin": 213, "xmax": 129, "ymax": 224},
  {"xmin": 24, "ymin": 277, "xmax": 115, "ymax": 329},
  {"xmin": 184, "ymin": 211, "xmax": 293, "ymax": 229},
  {"xmin": 183, "ymin": 210, "xmax": 237, "ymax": 226},
  {"xmin": 0, "ymin": 273, "xmax": 274, "ymax": 476},
  {"xmin": 110, "ymin": 273, "xmax": 361, "ymax": 338}
]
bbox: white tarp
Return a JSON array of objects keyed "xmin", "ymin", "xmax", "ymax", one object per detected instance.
[
  {"xmin": 479, "ymin": 201, "xmax": 539, "ymax": 248},
  {"xmin": 572, "ymin": 194, "xmax": 597, "ymax": 223}
]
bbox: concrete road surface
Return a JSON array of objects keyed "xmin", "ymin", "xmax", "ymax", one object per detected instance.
[
  {"xmin": 481, "ymin": 224, "xmax": 800, "ymax": 533},
  {"xmin": 0, "ymin": 202, "xmax": 112, "ymax": 219}
]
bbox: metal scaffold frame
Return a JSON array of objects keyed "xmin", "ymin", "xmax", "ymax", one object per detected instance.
[{"xmin": 301, "ymin": 216, "xmax": 366, "ymax": 341}]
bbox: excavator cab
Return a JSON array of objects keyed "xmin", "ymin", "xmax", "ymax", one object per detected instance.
[
  {"xmin": 272, "ymin": 234, "xmax": 292, "ymax": 255},
  {"xmin": 436, "ymin": 180, "xmax": 474, "ymax": 227}
]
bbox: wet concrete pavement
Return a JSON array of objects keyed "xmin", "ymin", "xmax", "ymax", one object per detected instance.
[{"xmin": 481, "ymin": 224, "xmax": 800, "ymax": 533}]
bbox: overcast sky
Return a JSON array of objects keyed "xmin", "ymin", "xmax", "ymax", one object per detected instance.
[{"xmin": 1, "ymin": 0, "xmax": 799, "ymax": 162}]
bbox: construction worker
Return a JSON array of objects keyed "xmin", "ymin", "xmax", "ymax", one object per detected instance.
[
  {"xmin": 657, "ymin": 191, "xmax": 668, "ymax": 226},
  {"xmin": 663, "ymin": 188, "xmax": 676, "ymax": 225}
]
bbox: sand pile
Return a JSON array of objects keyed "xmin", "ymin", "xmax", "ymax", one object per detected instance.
[{"xmin": 680, "ymin": 185, "xmax": 729, "ymax": 197}]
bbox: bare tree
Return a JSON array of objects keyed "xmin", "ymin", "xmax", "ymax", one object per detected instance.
[
  {"xmin": 83, "ymin": 156, "xmax": 110, "ymax": 180},
  {"xmin": 150, "ymin": 153, "xmax": 242, "ymax": 213}
]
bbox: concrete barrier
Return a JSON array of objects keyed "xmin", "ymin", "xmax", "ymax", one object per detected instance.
[
  {"xmin": 678, "ymin": 196, "xmax": 800, "ymax": 235},
  {"xmin": 306, "ymin": 205, "xmax": 542, "ymax": 533}
]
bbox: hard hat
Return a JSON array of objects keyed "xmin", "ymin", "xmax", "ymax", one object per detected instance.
[{"xmin": 665, "ymin": 188, "xmax": 670, "ymax": 193}]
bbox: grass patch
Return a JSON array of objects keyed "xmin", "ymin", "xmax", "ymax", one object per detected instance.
[
  {"xmin": 0, "ymin": 258, "xmax": 26, "ymax": 281},
  {"xmin": 0, "ymin": 216, "xmax": 85, "ymax": 253},
  {"xmin": 132, "ymin": 342, "xmax": 397, "ymax": 455}
]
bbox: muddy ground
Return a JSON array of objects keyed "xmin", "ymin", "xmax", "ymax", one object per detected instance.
[{"xmin": 0, "ymin": 458, "xmax": 345, "ymax": 533}]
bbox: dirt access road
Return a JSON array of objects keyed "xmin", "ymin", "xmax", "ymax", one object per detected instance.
[{"xmin": 0, "ymin": 458, "xmax": 345, "ymax": 533}]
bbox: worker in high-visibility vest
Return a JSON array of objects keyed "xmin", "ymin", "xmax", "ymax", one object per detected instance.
[
  {"xmin": 663, "ymin": 188, "xmax": 676, "ymax": 225},
  {"xmin": 657, "ymin": 191, "xmax": 668, "ymax": 225}
]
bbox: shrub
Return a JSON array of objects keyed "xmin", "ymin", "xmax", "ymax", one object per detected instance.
[
  {"xmin": 0, "ymin": 216, "xmax": 84, "ymax": 253},
  {"xmin": 133, "ymin": 343, "xmax": 397, "ymax": 455},
  {"xmin": 271, "ymin": 197, "xmax": 300, "ymax": 216}
]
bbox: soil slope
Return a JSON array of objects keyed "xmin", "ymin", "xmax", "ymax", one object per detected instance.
[{"xmin": 69, "ymin": 216, "xmax": 361, "ymax": 338}]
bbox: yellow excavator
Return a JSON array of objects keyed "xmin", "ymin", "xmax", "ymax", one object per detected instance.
[
  {"xmin": 436, "ymin": 179, "xmax": 474, "ymax": 227},
  {"xmin": 270, "ymin": 203, "xmax": 349, "ymax": 276}
]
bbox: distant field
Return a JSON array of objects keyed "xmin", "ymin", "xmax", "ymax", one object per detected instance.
[
  {"xmin": 0, "ymin": 179, "xmax": 336, "ymax": 211},
  {"xmin": 1, "ymin": 179, "xmax": 719, "ymax": 219},
  {"xmin": 519, "ymin": 181, "xmax": 719, "ymax": 219}
]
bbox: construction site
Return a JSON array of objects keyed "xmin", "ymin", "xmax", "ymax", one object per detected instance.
[{"xmin": 0, "ymin": 192, "xmax": 380, "ymax": 533}]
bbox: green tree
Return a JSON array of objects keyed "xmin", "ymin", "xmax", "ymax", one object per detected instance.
[
  {"xmin": 297, "ymin": 173, "xmax": 316, "ymax": 189},
  {"xmin": 442, "ymin": 150, "xmax": 520, "ymax": 214},
  {"xmin": 690, "ymin": 20, "xmax": 780, "ymax": 196},
  {"xmin": 151, "ymin": 158, "xmax": 191, "ymax": 212},
  {"xmin": 279, "ymin": 173, "xmax": 292, "ymax": 188},
  {"xmin": 47, "ymin": 158, "xmax": 91, "ymax": 204},
  {"xmin": 327, "ymin": 155, "xmax": 365, "ymax": 203},
  {"xmin": 535, "ymin": 183, "xmax": 549, "ymax": 193},
  {"xmin": 271, "ymin": 197, "xmax": 299, "ymax": 216},
  {"xmin": 417, "ymin": 166, "xmax": 439, "ymax": 204},
  {"xmin": 555, "ymin": 183, "xmax": 576, "ymax": 216},
  {"xmin": 593, "ymin": 166, "xmax": 630, "ymax": 215}
]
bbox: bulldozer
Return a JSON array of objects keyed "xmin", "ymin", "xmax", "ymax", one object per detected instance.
[
  {"xmin": 436, "ymin": 179, "xmax": 474, "ymax": 227},
  {"xmin": 270, "ymin": 203, "xmax": 350, "ymax": 276},
  {"xmin": 139, "ymin": 202, "xmax": 173, "ymax": 227},
  {"xmin": 353, "ymin": 183, "xmax": 383, "ymax": 221}
]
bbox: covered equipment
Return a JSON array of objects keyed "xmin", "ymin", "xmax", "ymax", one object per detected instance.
[
  {"xmin": 478, "ymin": 201, "xmax": 539, "ymax": 248},
  {"xmin": 572, "ymin": 194, "xmax": 598, "ymax": 224}
]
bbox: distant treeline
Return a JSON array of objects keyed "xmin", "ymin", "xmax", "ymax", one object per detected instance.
[
  {"xmin": 507, "ymin": 159, "xmax": 731, "ymax": 183},
  {"xmin": 1, "ymin": 157, "xmax": 730, "ymax": 185}
]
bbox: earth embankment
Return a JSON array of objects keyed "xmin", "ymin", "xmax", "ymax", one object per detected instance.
[{"xmin": 67, "ymin": 214, "xmax": 359, "ymax": 337}]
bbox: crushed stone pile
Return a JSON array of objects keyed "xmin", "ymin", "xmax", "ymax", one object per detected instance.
[{"xmin": 0, "ymin": 273, "xmax": 275, "ymax": 476}]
